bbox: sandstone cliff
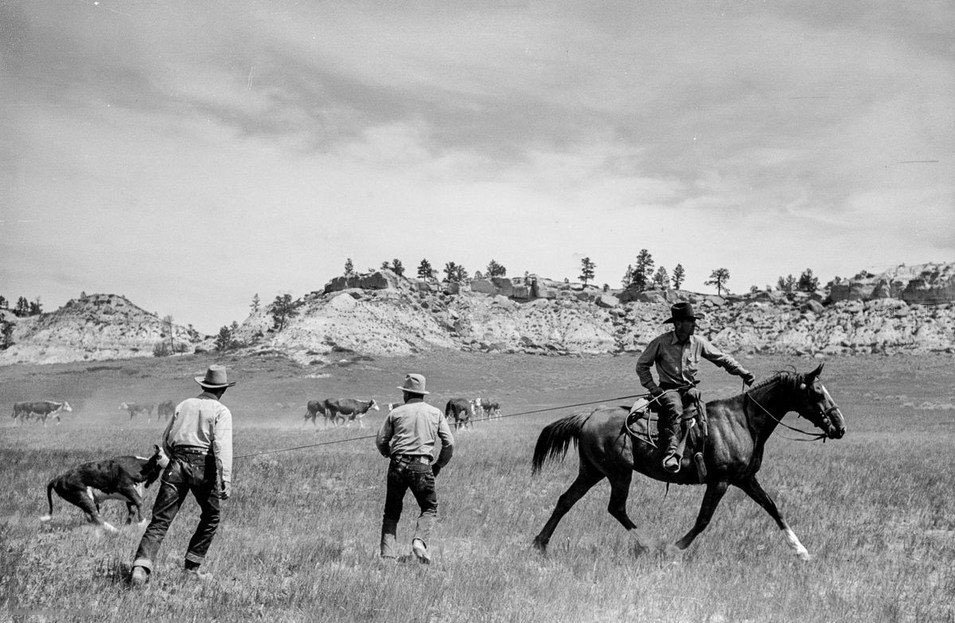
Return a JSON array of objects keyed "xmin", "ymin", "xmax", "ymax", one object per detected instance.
[{"xmin": 1, "ymin": 263, "xmax": 952, "ymax": 366}]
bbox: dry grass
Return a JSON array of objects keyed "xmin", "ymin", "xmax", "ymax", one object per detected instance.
[{"xmin": 1, "ymin": 352, "xmax": 954, "ymax": 622}]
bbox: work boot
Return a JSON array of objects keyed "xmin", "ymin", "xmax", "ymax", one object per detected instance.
[
  {"xmin": 380, "ymin": 529, "xmax": 398, "ymax": 559},
  {"xmin": 411, "ymin": 538, "xmax": 431, "ymax": 564},
  {"xmin": 130, "ymin": 566, "xmax": 148, "ymax": 587},
  {"xmin": 183, "ymin": 568, "xmax": 213, "ymax": 582}
]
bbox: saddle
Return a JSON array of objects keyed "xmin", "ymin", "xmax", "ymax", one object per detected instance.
[{"xmin": 625, "ymin": 393, "xmax": 709, "ymax": 481}]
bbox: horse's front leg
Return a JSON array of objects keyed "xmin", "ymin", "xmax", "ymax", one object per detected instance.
[
  {"xmin": 675, "ymin": 480, "xmax": 728, "ymax": 550},
  {"xmin": 737, "ymin": 476, "xmax": 810, "ymax": 561}
]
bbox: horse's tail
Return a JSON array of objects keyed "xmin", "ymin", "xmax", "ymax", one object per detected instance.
[
  {"xmin": 532, "ymin": 411, "xmax": 592, "ymax": 475},
  {"xmin": 40, "ymin": 478, "xmax": 57, "ymax": 521}
]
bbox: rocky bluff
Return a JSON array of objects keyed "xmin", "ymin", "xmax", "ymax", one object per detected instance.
[
  {"xmin": 1, "ymin": 263, "xmax": 952, "ymax": 366},
  {"xmin": 233, "ymin": 262, "xmax": 954, "ymax": 365}
]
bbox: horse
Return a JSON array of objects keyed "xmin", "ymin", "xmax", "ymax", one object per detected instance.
[
  {"xmin": 445, "ymin": 398, "xmax": 475, "ymax": 430},
  {"xmin": 325, "ymin": 398, "xmax": 379, "ymax": 428},
  {"xmin": 531, "ymin": 364, "xmax": 845, "ymax": 561}
]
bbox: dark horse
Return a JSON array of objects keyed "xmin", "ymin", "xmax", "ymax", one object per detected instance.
[{"xmin": 532, "ymin": 364, "xmax": 845, "ymax": 560}]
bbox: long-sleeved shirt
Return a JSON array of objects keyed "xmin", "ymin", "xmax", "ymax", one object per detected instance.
[
  {"xmin": 376, "ymin": 400, "xmax": 454, "ymax": 467},
  {"xmin": 161, "ymin": 392, "xmax": 233, "ymax": 484},
  {"xmin": 636, "ymin": 331, "xmax": 749, "ymax": 392}
]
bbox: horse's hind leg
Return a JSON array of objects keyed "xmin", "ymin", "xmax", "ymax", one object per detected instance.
[
  {"xmin": 675, "ymin": 480, "xmax": 728, "ymax": 550},
  {"xmin": 737, "ymin": 476, "xmax": 810, "ymax": 561},
  {"xmin": 533, "ymin": 461, "xmax": 603, "ymax": 552}
]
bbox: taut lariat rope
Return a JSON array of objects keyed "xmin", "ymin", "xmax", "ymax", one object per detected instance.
[{"xmin": 234, "ymin": 393, "xmax": 643, "ymax": 461}]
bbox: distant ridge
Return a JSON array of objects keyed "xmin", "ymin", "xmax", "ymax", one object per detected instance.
[
  {"xmin": 1, "ymin": 263, "xmax": 952, "ymax": 366},
  {"xmin": 0, "ymin": 293, "xmax": 210, "ymax": 366}
]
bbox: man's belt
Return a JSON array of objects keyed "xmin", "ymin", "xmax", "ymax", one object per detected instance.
[
  {"xmin": 392, "ymin": 454, "xmax": 431, "ymax": 465},
  {"xmin": 172, "ymin": 445, "xmax": 209, "ymax": 457}
]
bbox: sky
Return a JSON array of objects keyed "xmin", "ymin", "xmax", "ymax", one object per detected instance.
[{"xmin": 1, "ymin": 1, "xmax": 952, "ymax": 334}]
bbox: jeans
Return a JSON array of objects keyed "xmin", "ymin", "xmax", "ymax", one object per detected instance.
[
  {"xmin": 133, "ymin": 453, "xmax": 221, "ymax": 572},
  {"xmin": 380, "ymin": 458, "xmax": 437, "ymax": 558}
]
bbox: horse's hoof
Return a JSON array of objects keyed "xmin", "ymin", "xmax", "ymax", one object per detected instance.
[
  {"xmin": 532, "ymin": 537, "xmax": 548, "ymax": 553},
  {"xmin": 39, "ymin": 515, "xmax": 52, "ymax": 523},
  {"xmin": 795, "ymin": 548, "xmax": 811, "ymax": 562}
]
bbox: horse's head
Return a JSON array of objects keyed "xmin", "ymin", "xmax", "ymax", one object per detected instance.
[{"xmin": 792, "ymin": 364, "xmax": 846, "ymax": 439}]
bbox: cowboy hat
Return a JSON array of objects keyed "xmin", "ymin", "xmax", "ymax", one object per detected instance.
[
  {"xmin": 663, "ymin": 302, "xmax": 704, "ymax": 324},
  {"xmin": 397, "ymin": 373, "xmax": 429, "ymax": 395},
  {"xmin": 195, "ymin": 364, "xmax": 236, "ymax": 388}
]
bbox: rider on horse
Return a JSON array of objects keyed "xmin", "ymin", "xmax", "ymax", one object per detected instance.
[{"xmin": 636, "ymin": 302, "xmax": 755, "ymax": 473}]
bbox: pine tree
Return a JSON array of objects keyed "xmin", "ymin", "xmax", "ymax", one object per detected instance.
[
  {"xmin": 630, "ymin": 249, "xmax": 654, "ymax": 291},
  {"xmin": 486, "ymin": 259, "xmax": 507, "ymax": 278},
  {"xmin": 705, "ymin": 268, "xmax": 731, "ymax": 296},
  {"xmin": 270, "ymin": 294, "xmax": 299, "ymax": 331},
  {"xmin": 417, "ymin": 259, "xmax": 435, "ymax": 280},
  {"xmin": 251, "ymin": 293, "xmax": 260, "ymax": 314},
  {"xmin": 652, "ymin": 266, "xmax": 669, "ymax": 289},
  {"xmin": 344, "ymin": 258, "xmax": 355, "ymax": 277},
  {"xmin": 797, "ymin": 268, "xmax": 819, "ymax": 292},
  {"xmin": 672, "ymin": 264, "xmax": 686, "ymax": 290},
  {"xmin": 579, "ymin": 257, "xmax": 596, "ymax": 285}
]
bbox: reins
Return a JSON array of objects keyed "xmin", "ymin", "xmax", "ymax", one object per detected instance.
[
  {"xmin": 234, "ymin": 393, "xmax": 643, "ymax": 461},
  {"xmin": 743, "ymin": 381, "xmax": 829, "ymax": 442}
]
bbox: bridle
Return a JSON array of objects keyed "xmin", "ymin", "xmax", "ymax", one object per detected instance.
[{"xmin": 744, "ymin": 377, "xmax": 837, "ymax": 442}]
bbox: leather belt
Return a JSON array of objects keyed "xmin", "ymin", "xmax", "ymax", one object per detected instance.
[
  {"xmin": 392, "ymin": 454, "xmax": 431, "ymax": 465},
  {"xmin": 172, "ymin": 446, "xmax": 209, "ymax": 456}
]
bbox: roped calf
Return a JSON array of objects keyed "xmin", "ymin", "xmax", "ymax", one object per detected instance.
[{"xmin": 40, "ymin": 445, "xmax": 169, "ymax": 534}]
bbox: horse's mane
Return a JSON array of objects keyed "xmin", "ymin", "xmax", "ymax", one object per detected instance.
[{"xmin": 745, "ymin": 369, "xmax": 802, "ymax": 396}]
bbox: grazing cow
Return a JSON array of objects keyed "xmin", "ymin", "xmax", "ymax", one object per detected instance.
[
  {"xmin": 12, "ymin": 401, "xmax": 73, "ymax": 426},
  {"xmin": 156, "ymin": 400, "xmax": 176, "ymax": 421},
  {"xmin": 40, "ymin": 445, "xmax": 169, "ymax": 533},
  {"xmin": 325, "ymin": 398, "xmax": 379, "ymax": 428},
  {"xmin": 473, "ymin": 397, "xmax": 501, "ymax": 419},
  {"xmin": 304, "ymin": 399, "xmax": 332, "ymax": 427},
  {"xmin": 119, "ymin": 402, "xmax": 154, "ymax": 420},
  {"xmin": 445, "ymin": 398, "xmax": 475, "ymax": 430}
]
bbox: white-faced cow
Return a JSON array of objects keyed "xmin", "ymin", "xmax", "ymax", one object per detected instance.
[
  {"xmin": 156, "ymin": 400, "xmax": 176, "ymax": 421},
  {"xmin": 304, "ymin": 399, "xmax": 332, "ymax": 427},
  {"xmin": 445, "ymin": 398, "xmax": 475, "ymax": 430},
  {"xmin": 325, "ymin": 398, "xmax": 379, "ymax": 428},
  {"xmin": 40, "ymin": 445, "xmax": 169, "ymax": 533},
  {"xmin": 12, "ymin": 401, "xmax": 73, "ymax": 426},
  {"xmin": 119, "ymin": 402, "xmax": 154, "ymax": 420}
]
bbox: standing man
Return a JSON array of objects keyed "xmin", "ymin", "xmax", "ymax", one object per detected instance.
[
  {"xmin": 376, "ymin": 373, "xmax": 454, "ymax": 564},
  {"xmin": 637, "ymin": 302, "xmax": 755, "ymax": 473},
  {"xmin": 130, "ymin": 364, "xmax": 234, "ymax": 586}
]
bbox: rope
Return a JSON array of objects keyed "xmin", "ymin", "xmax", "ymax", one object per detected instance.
[
  {"xmin": 743, "ymin": 385, "xmax": 827, "ymax": 442},
  {"xmin": 234, "ymin": 393, "xmax": 643, "ymax": 461}
]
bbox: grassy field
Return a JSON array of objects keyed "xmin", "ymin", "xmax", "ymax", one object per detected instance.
[{"xmin": 1, "ymin": 351, "xmax": 953, "ymax": 622}]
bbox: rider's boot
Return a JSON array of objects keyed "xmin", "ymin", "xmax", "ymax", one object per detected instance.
[{"xmin": 660, "ymin": 417, "xmax": 682, "ymax": 473}]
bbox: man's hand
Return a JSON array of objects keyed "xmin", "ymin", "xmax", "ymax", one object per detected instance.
[
  {"xmin": 219, "ymin": 481, "xmax": 231, "ymax": 500},
  {"xmin": 741, "ymin": 371, "xmax": 756, "ymax": 386},
  {"xmin": 649, "ymin": 387, "xmax": 665, "ymax": 399},
  {"xmin": 431, "ymin": 465, "xmax": 442, "ymax": 477}
]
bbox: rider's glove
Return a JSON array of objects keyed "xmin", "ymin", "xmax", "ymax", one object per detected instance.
[
  {"xmin": 741, "ymin": 371, "xmax": 756, "ymax": 386},
  {"xmin": 649, "ymin": 387, "xmax": 664, "ymax": 398}
]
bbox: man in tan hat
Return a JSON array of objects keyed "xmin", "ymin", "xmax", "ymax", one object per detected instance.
[
  {"xmin": 376, "ymin": 373, "xmax": 454, "ymax": 564},
  {"xmin": 130, "ymin": 364, "xmax": 235, "ymax": 586},
  {"xmin": 637, "ymin": 302, "xmax": 755, "ymax": 473}
]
